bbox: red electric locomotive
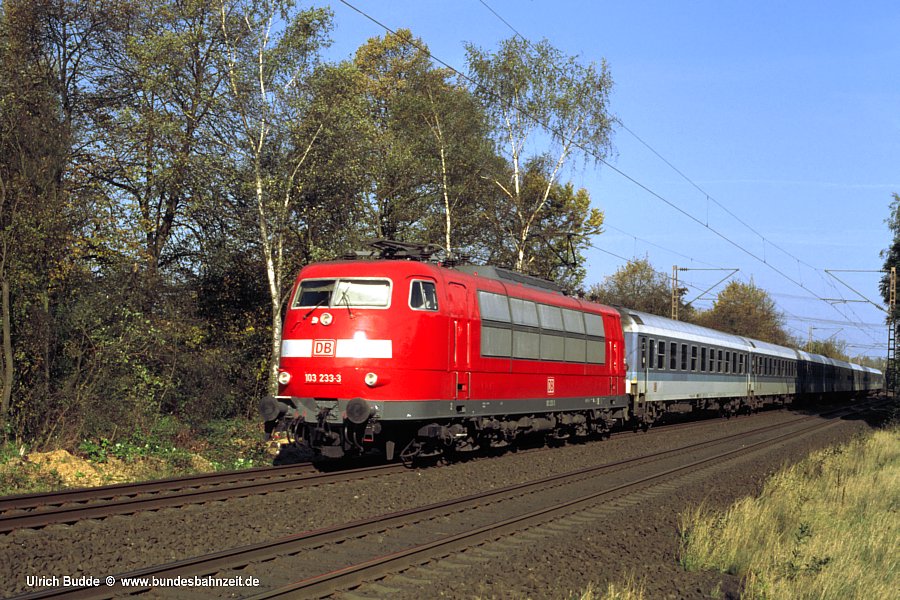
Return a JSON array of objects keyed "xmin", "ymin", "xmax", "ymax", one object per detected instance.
[{"xmin": 260, "ymin": 243, "xmax": 627, "ymax": 461}]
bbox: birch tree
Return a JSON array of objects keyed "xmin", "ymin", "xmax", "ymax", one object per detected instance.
[
  {"xmin": 465, "ymin": 37, "xmax": 614, "ymax": 271},
  {"xmin": 219, "ymin": 0, "xmax": 331, "ymax": 393}
]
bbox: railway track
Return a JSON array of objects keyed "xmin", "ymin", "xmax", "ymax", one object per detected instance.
[
  {"xmin": 0, "ymin": 403, "xmax": 841, "ymax": 535},
  {"xmin": 11, "ymin": 401, "xmax": 877, "ymax": 600},
  {"xmin": 0, "ymin": 462, "xmax": 403, "ymax": 533}
]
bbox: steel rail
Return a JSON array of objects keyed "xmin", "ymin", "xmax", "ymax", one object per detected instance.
[
  {"xmin": 12, "ymin": 402, "xmax": 879, "ymax": 600},
  {"xmin": 257, "ymin": 410, "xmax": 860, "ymax": 598},
  {"xmin": 0, "ymin": 462, "xmax": 403, "ymax": 533}
]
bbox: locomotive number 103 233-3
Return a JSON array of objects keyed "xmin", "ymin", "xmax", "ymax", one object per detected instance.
[{"xmin": 304, "ymin": 373, "xmax": 342, "ymax": 384}]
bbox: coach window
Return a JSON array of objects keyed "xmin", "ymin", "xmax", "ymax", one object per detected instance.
[
  {"xmin": 680, "ymin": 344, "xmax": 688, "ymax": 371},
  {"xmin": 657, "ymin": 340, "xmax": 666, "ymax": 370},
  {"xmin": 732, "ymin": 352, "xmax": 737, "ymax": 374},
  {"xmin": 409, "ymin": 280, "xmax": 438, "ymax": 311},
  {"xmin": 670, "ymin": 342, "xmax": 678, "ymax": 370},
  {"xmin": 739, "ymin": 353, "xmax": 745, "ymax": 374},
  {"xmin": 648, "ymin": 339, "xmax": 655, "ymax": 370},
  {"xmin": 690, "ymin": 345, "xmax": 698, "ymax": 371},
  {"xmin": 701, "ymin": 347, "xmax": 707, "ymax": 372},
  {"xmin": 717, "ymin": 349, "xmax": 724, "ymax": 373},
  {"xmin": 724, "ymin": 351, "xmax": 730, "ymax": 374}
]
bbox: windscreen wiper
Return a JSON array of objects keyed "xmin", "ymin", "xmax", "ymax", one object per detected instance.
[{"xmin": 303, "ymin": 297, "xmax": 328, "ymax": 320}]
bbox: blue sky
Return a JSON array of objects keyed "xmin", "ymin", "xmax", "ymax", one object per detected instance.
[{"xmin": 320, "ymin": 0, "xmax": 899, "ymax": 358}]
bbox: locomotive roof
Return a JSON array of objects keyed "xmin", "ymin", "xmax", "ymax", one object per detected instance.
[{"xmin": 452, "ymin": 265, "xmax": 562, "ymax": 293}]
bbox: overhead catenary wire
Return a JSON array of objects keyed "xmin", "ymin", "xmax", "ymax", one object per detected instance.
[
  {"xmin": 471, "ymin": 0, "xmax": 885, "ymax": 346},
  {"xmin": 338, "ymin": 0, "xmax": 881, "ymax": 346}
]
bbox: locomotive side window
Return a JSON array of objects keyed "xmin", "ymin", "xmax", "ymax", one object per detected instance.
[
  {"xmin": 562, "ymin": 309, "xmax": 585, "ymax": 334},
  {"xmin": 478, "ymin": 291, "xmax": 511, "ymax": 358},
  {"xmin": 510, "ymin": 298, "xmax": 540, "ymax": 326},
  {"xmin": 409, "ymin": 280, "xmax": 438, "ymax": 311},
  {"xmin": 565, "ymin": 337, "xmax": 586, "ymax": 362},
  {"xmin": 478, "ymin": 291, "xmax": 511, "ymax": 322},
  {"xmin": 482, "ymin": 326, "xmax": 512, "ymax": 357},
  {"xmin": 537, "ymin": 304, "xmax": 564, "ymax": 330},
  {"xmin": 584, "ymin": 313, "xmax": 605, "ymax": 337},
  {"xmin": 540, "ymin": 333, "xmax": 565, "ymax": 361},
  {"xmin": 513, "ymin": 330, "xmax": 541, "ymax": 359},
  {"xmin": 584, "ymin": 312, "xmax": 605, "ymax": 364}
]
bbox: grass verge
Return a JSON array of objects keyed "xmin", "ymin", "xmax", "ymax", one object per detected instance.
[{"xmin": 678, "ymin": 425, "xmax": 899, "ymax": 599}]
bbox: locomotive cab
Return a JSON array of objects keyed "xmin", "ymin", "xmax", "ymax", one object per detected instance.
[{"xmin": 264, "ymin": 260, "xmax": 453, "ymax": 459}]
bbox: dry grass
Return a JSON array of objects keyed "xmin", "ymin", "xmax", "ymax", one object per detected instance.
[
  {"xmin": 577, "ymin": 578, "xmax": 645, "ymax": 600},
  {"xmin": 678, "ymin": 426, "xmax": 899, "ymax": 599}
]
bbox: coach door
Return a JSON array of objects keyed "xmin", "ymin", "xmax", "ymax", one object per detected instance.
[
  {"xmin": 638, "ymin": 336, "xmax": 648, "ymax": 397},
  {"xmin": 447, "ymin": 282, "xmax": 471, "ymax": 399}
]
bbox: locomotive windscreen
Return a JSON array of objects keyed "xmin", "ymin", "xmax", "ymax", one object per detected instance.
[{"xmin": 292, "ymin": 278, "xmax": 391, "ymax": 308}]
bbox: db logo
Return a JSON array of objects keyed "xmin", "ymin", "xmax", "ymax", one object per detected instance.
[
  {"xmin": 313, "ymin": 339, "xmax": 336, "ymax": 357},
  {"xmin": 547, "ymin": 377, "xmax": 555, "ymax": 396}
]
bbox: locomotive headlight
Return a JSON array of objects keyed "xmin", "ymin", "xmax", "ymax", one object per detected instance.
[
  {"xmin": 319, "ymin": 312, "xmax": 333, "ymax": 326},
  {"xmin": 364, "ymin": 372, "xmax": 378, "ymax": 387},
  {"xmin": 277, "ymin": 371, "xmax": 291, "ymax": 385}
]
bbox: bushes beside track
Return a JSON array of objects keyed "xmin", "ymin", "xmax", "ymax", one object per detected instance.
[{"xmin": 0, "ymin": 417, "xmax": 272, "ymax": 495}]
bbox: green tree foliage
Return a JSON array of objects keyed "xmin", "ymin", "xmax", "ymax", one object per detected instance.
[
  {"xmin": 0, "ymin": 10, "xmax": 622, "ymax": 448},
  {"xmin": 88, "ymin": 0, "xmax": 228, "ymax": 278},
  {"xmin": 0, "ymin": 0, "xmax": 73, "ymax": 431},
  {"xmin": 586, "ymin": 258, "xmax": 684, "ymax": 317},
  {"xmin": 805, "ymin": 338, "xmax": 849, "ymax": 362},
  {"xmin": 482, "ymin": 159, "xmax": 603, "ymax": 292},
  {"xmin": 879, "ymin": 193, "xmax": 900, "ymax": 320},
  {"xmin": 465, "ymin": 36, "xmax": 613, "ymax": 272},
  {"xmin": 349, "ymin": 29, "xmax": 499, "ymax": 254},
  {"xmin": 693, "ymin": 280, "xmax": 791, "ymax": 345}
]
